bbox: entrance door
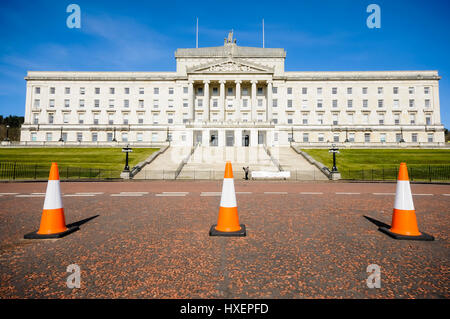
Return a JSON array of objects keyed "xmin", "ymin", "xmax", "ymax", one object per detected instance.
[
  {"xmin": 226, "ymin": 130, "xmax": 235, "ymax": 146},
  {"xmin": 258, "ymin": 130, "xmax": 266, "ymax": 145},
  {"xmin": 210, "ymin": 130, "xmax": 218, "ymax": 146},
  {"xmin": 193, "ymin": 130, "xmax": 203, "ymax": 145},
  {"xmin": 242, "ymin": 130, "xmax": 250, "ymax": 147}
]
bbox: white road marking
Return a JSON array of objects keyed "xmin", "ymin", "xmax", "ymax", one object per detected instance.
[
  {"xmin": 236, "ymin": 192, "xmax": 252, "ymax": 194},
  {"xmin": 299, "ymin": 192, "xmax": 323, "ymax": 195},
  {"xmin": 336, "ymin": 192, "xmax": 361, "ymax": 195},
  {"xmin": 413, "ymin": 194, "xmax": 433, "ymax": 196},
  {"xmin": 0, "ymin": 193, "xmax": 19, "ymax": 195},
  {"xmin": 156, "ymin": 193, "xmax": 187, "ymax": 197},
  {"xmin": 64, "ymin": 194, "xmax": 96, "ymax": 197},
  {"xmin": 16, "ymin": 194, "xmax": 45, "ymax": 198},
  {"xmin": 201, "ymin": 192, "xmax": 221, "ymax": 196},
  {"xmin": 31, "ymin": 193, "xmax": 45, "ymax": 195},
  {"xmin": 162, "ymin": 192, "xmax": 189, "ymax": 194},
  {"xmin": 110, "ymin": 194, "xmax": 144, "ymax": 197},
  {"xmin": 75, "ymin": 192, "xmax": 104, "ymax": 195},
  {"xmin": 119, "ymin": 192, "xmax": 149, "ymax": 194},
  {"xmin": 373, "ymin": 193, "xmax": 396, "ymax": 195},
  {"xmin": 264, "ymin": 192, "xmax": 288, "ymax": 194},
  {"xmin": 442, "ymin": 194, "xmax": 450, "ymax": 196}
]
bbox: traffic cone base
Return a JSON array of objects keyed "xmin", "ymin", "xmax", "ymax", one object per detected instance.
[
  {"xmin": 209, "ymin": 224, "xmax": 246, "ymax": 237},
  {"xmin": 24, "ymin": 225, "xmax": 79, "ymax": 239},
  {"xmin": 379, "ymin": 227, "xmax": 434, "ymax": 241}
]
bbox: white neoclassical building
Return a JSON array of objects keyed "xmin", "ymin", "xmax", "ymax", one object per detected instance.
[{"xmin": 21, "ymin": 32, "xmax": 445, "ymax": 147}]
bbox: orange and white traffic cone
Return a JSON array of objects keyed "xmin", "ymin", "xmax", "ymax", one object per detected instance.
[
  {"xmin": 24, "ymin": 163, "xmax": 78, "ymax": 239},
  {"xmin": 209, "ymin": 161, "xmax": 246, "ymax": 237},
  {"xmin": 379, "ymin": 162, "xmax": 434, "ymax": 241}
]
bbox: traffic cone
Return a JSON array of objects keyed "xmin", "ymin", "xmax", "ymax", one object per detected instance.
[
  {"xmin": 24, "ymin": 163, "xmax": 79, "ymax": 239},
  {"xmin": 379, "ymin": 162, "xmax": 434, "ymax": 241},
  {"xmin": 209, "ymin": 161, "xmax": 246, "ymax": 237}
]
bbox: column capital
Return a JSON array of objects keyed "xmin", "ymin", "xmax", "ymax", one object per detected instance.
[
  {"xmin": 219, "ymin": 80, "xmax": 227, "ymax": 85},
  {"xmin": 235, "ymin": 80, "xmax": 242, "ymax": 84},
  {"xmin": 203, "ymin": 80, "xmax": 210, "ymax": 85},
  {"xmin": 266, "ymin": 80, "xmax": 273, "ymax": 85},
  {"xmin": 188, "ymin": 80, "xmax": 194, "ymax": 85},
  {"xmin": 251, "ymin": 80, "xmax": 258, "ymax": 85}
]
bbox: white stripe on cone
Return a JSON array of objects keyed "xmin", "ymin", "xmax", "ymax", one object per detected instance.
[
  {"xmin": 219, "ymin": 178, "xmax": 237, "ymax": 208},
  {"xmin": 43, "ymin": 180, "xmax": 63, "ymax": 210},
  {"xmin": 394, "ymin": 180, "xmax": 414, "ymax": 211}
]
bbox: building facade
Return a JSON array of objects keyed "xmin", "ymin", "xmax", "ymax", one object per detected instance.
[{"xmin": 21, "ymin": 33, "xmax": 445, "ymax": 147}]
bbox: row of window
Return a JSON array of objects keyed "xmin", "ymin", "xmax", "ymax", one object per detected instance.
[
  {"xmin": 32, "ymin": 97, "xmax": 434, "ymax": 110},
  {"xmin": 32, "ymin": 111, "xmax": 434, "ymax": 126},
  {"xmin": 282, "ymin": 86, "xmax": 432, "ymax": 95},
  {"xmin": 29, "ymin": 131, "xmax": 435, "ymax": 144}
]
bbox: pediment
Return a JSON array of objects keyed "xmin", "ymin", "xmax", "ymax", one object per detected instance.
[{"xmin": 188, "ymin": 58, "xmax": 274, "ymax": 74}]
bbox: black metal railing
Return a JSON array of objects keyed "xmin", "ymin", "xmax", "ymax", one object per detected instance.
[
  {"xmin": 0, "ymin": 162, "xmax": 122, "ymax": 181},
  {"xmin": 343, "ymin": 165, "xmax": 450, "ymax": 182}
]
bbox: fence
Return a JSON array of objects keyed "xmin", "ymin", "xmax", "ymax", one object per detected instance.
[
  {"xmin": 343, "ymin": 165, "xmax": 450, "ymax": 182},
  {"xmin": 0, "ymin": 162, "xmax": 122, "ymax": 181}
]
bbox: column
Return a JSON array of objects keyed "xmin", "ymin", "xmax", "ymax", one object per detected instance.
[
  {"xmin": 203, "ymin": 80, "xmax": 210, "ymax": 122},
  {"xmin": 219, "ymin": 80, "xmax": 226, "ymax": 122},
  {"xmin": 235, "ymin": 80, "xmax": 241, "ymax": 122},
  {"xmin": 267, "ymin": 80, "xmax": 273, "ymax": 123},
  {"xmin": 188, "ymin": 81, "xmax": 194, "ymax": 122},
  {"xmin": 251, "ymin": 80, "xmax": 257, "ymax": 122}
]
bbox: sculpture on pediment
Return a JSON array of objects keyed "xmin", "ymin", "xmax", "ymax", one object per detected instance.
[
  {"xmin": 224, "ymin": 30, "xmax": 237, "ymax": 45},
  {"xmin": 208, "ymin": 62, "xmax": 252, "ymax": 72}
]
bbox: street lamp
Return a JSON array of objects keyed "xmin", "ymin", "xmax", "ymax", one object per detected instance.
[
  {"xmin": 344, "ymin": 127, "xmax": 349, "ymax": 143},
  {"xmin": 122, "ymin": 144, "xmax": 133, "ymax": 172},
  {"xmin": 4, "ymin": 125, "xmax": 10, "ymax": 141},
  {"xmin": 112, "ymin": 127, "xmax": 117, "ymax": 142},
  {"xmin": 399, "ymin": 127, "xmax": 405, "ymax": 143},
  {"xmin": 329, "ymin": 144, "xmax": 340, "ymax": 173},
  {"xmin": 58, "ymin": 126, "xmax": 64, "ymax": 142},
  {"xmin": 166, "ymin": 127, "xmax": 171, "ymax": 143}
]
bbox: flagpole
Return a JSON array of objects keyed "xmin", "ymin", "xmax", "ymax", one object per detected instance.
[
  {"xmin": 262, "ymin": 19, "xmax": 265, "ymax": 48},
  {"xmin": 196, "ymin": 17, "xmax": 199, "ymax": 48}
]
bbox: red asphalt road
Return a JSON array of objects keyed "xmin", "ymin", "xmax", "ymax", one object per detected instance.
[{"xmin": 0, "ymin": 181, "xmax": 449, "ymax": 298}]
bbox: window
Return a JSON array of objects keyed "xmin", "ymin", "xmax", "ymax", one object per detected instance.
[
  {"xmin": 77, "ymin": 133, "xmax": 83, "ymax": 142},
  {"xmin": 35, "ymin": 87, "xmax": 40, "ymax": 94},
  {"xmin": 123, "ymin": 114, "xmax": 129, "ymax": 125},
  {"xmin": 139, "ymin": 100, "xmax": 144, "ymax": 108},
  {"xmin": 347, "ymin": 87, "xmax": 352, "ymax": 94},
  {"xmin": 122, "ymin": 133, "xmax": 128, "ymax": 142},
  {"xmin": 364, "ymin": 133, "xmax": 370, "ymax": 143},
  {"xmin": 425, "ymin": 99, "xmax": 430, "ymax": 108},
  {"xmin": 409, "ymin": 99, "xmax": 415, "ymax": 108},
  {"xmin": 302, "ymin": 87, "xmax": 307, "ymax": 94},
  {"xmin": 124, "ymin": 99, "xmax": 129, "ymax": 108},
  {"xmin": 426, "ymin": 116, "xmax": 431, "ymax": 125},
  {"xmin": 109, "ymin": 99, "xmax": 114, "ymax": 108},
  {"xmin": 349, "ymin": 133, "xmax": 355, "ymax": 143},
  {"xmin": 168, "ymin": 113, "xmax": 174, "ymax": 124},
  {"xmin": 258, "ymin": 99, "xmax": 263, "ymax": 107},
  {"xmin": 80, "ymin": 87, "xmax": 85, "ymax": 95},
  {"xmin": 95, "ymin": 88, "xmax": 100, "ymax": 94},
  {"xmin": 213, "ymin": 99, "xmax": 218, "ymax": 107},
  {"xmin": 79, "ymin": 99, "xmax": 85, "ymax": 108},
  {"xmin": 228, "ymin": 87, "xmax": 233, "ymax": 95},
  {"xmin": 424, "ymin": 87, "xmax": 430, "ymax": 94},
  {"xmin": 302, "ymin": 114, "xmax": 308, "ymax": 125},
  {"xmin": 153, "ymin": 100, "xmax": 158, "ymax": 108},
  {"xmin": 393, "ymin": 99, "xmax": 399, "ymax": 109},
  {"xmin": 363, "ymin": 99, "xmax": 368, "ymax": 108},
  {"xmin": 154, "ymin": 87, "xmax": 159, "ymax": 94},
  {"xmin": 303, "ymin": 133, "xmax": 309, "ymax": 142},
  {"xmin": 137, "ymin": 133, "xmax": 143, "ymax": 142},
  {"xmin": 380, "ymin": 133, "xmax": 386, "ymax": 143},
  {"xmin": 108, "ymin": 114, "xmax": 114, "ymax": 125},
  {"xmin": 197, "ymin": 87, "xmax": 203, "ymax": 95},
  {"xmin": 125, "ymin": 87, "xmax": 130, "ymax": 94},
  {"xmin": 183, "ymin": 99, "xmax": 188, "ymax": 108},
  {"xmin": 362, "ymin": 87, "xmax": 368, "ymax": 94},
  {"xmin": 63, "ymin": 113, "xmax": 69, "ymax": 124},
  {"xmin": 317, "ymin": 87, "xmax": 322, "ymax": 95},
  {"xmin": 393, "ymin": 87, "xmax": 399, "ymax": 94},
  {"xmin": 378, "ymin": 99, "xmax": 384, "ymax": 108},
  {"xmin": 272, "ymin": 87, "xmax": 277, "ymax": 94},
  {"xmin": 317, "ymin": 114, "xmax": 323, "ymax": 125},
  {"xmin": 168, "ymin": 100, "xmax": 174, "ymax": 108},
  {"xmin": 410, "ymin": 114, "xmax": 416, "ymax": 124},
  {"xmin": 272, "ymin": 117, "xmax": 278, "ymax": 124},
  {"xmin": 287, "ymin": 114, "xmax": 293, "ymax": 124},
  {"xmin": 257, "ymin": 87, "xmax": 263, "ymax": 95},
  {"xmin": 78, "ymin": 113, "xmax": 84, "ymax": 124},
  {"xmin": 302, "ymin": 99, "xmax": 308, "ymax": 109},
  {"xmin": 64, "ymin": 99, "xmax": 70, "ymax": 108},
  {"xmin": 287, "ymin": 100, "xmax": 292, "ymax": 108},
  {"xmin": 31, "ymin": 132, "xmax": 37, "ymax": 141},
  {"xmin": 152, "ymin": 113, "xmax": 159, "ymax": 124},
  {"xmin": 347, "ymin": 113, "xmax": 354, "ymax": 124},
  {"xmin": 396, "ymin": 133, "xmax": 402, "ymax": 143},
  {"xmin": 272, "ymin": 99, "xmax": 278, "ymax": 107},
  {"xmin": 65, "ymin": 87, "xmax": 70, "ymax": 94},
  {"xmin": 287, "ymin": 87, "xmax": 292, "ymax": 95},
  {"xmin": 48, "ymin": 113, "xmax": 54, "ymax": 124},
  {"xmin": 92, "ymin": 133, "xmax": 98, "ymax": 142},
  {"xmin": 183, "ymin": 86, "xmax": 188, "ymax": 94},
  {"xmin": 94, "ymin": 99, "xmax": 100, "ymax": 108},
  {"xmin": 318, "ymin": 133, "xmax": 324, "ymax": 142},
  {"xmin": 378, "ymin": 87, "xmax": 383, "ymax": 94},
  {"xmin": 46, "ymin": 133, "xmax": 52, "ymax": 142},
  {"xmin": 93, "ymin": 113, "xmax": 99, "ymax": 125},
  {"xmin": 332, "ymin": 114, "xmax": 338, "ymax": 125},
  {"xmin": 151, "ymin": 132, "xmax": 158, "ymax": 142},
  {"xmin": 347, "ymin": 100, "xmax": 353, "ymax": 108},
  {"xmin": 317, "ymin": 99, "xmax": 323, "ymax": 108},
  {"xmin": 50, "ymin": 87, "xmax": 55, "ymax": 94},
  {"xmin": 169, "ymin": 87, "xmax": 174, "ymax": 95},
  {"xmin": 198, "ymin": 99, "xmax": 203, "ymax": 107},
  {"xmin": 274, "ymin": 132, "xmax": 278, "ymax": 142},
  {"xmin": 409, "ymin": 87, "xmax": 415, "ymax": 94},
  {"xmin": 34, "ymin": 99, "xmax": 40, "ymax": 108},
  {"xmin": 412, "ymin": 133, "xmax": 418, "ymax": 143},
  {"xmin": 107, "ymin": 133, "xmax": 113, "ymax": 142},
  {"xmin": 332, "ymin": 99, "xmax": 338, "ymax": 108},
  {"xmin": 378, "ymin": 114, "xmax": 384, "ymax": 125},
  {"xmin": 33, "ymin": 113, "xmax": 39, "ymax": 124},
  {"xmin": 332, "ymin": 87, "xmax": 337, "ymax": 94},
  {"xmin": 139, "ymin": 88, "xmax": 144, "ymax": 94},
  {"xmin": 394, "ymin": 114, "xmax": 400, "ymax": 125},
  {"xmin": 427, "ymin": 133, "xmax": 433, "ymax": 143},
  {"xmin": 62, "ymin": 133, "xmax": 67, "ymax": 142},
  {"xmin": 138, "ymin": 114, "xmax": 144, "ymax": 124},
  {"xmin": 333, "ymin": 133, "xmax": 339, "ymax": 142}
]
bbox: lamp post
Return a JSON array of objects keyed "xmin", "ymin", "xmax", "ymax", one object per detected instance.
[
  {"xmin": 328, "ymin": 144, "xmax": 341, "ymax": 180},
  {"xmin": 122, "ymin": 144, "xmax": 132, "ymax": 172},
  {"xmin": 399, "ymin": 127, "xmax": 405, "ymax": 143},
  {"xmin": 112, "ymin": 127, "xmax": 117, "ymax": 142},
  {"xmin": 4, "ymin": 125, "xmax": 10, "ymax": 141},
  {"xmin": 344, "ymin": 127, "xmax": 349, "ymax": 143},
  {"xmin": 58, "ymin": 126, "xmax": 64, "ymax": 142},
  {"xmin": 166, "ymin": 127, "xmax": 171, "ymax": 144}
]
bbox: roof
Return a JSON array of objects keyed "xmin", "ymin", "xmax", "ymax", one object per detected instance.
[{"xmin": 175, "ymin": 43, "xmax": 286, "ymax": 58}]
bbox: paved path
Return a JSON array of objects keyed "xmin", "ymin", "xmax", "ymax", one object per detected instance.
[
  {"xmin": 272, "ymin": 147, "xmax": 328, "ymax": 180},
  {"xmin": 0, "ymin": 181, "xmax": 448, "ymax": 298}
]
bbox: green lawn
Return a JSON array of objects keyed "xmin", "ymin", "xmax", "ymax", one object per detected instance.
[
  {"xmin": 0, "ymin": 148, "xmax": 159, "ymax": 171},
  {"xmin": 302, "ymin": 149, "xmax": 450, "ymax": 181}
]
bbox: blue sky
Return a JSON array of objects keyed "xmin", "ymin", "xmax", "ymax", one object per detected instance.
[{"xmin": 1, "ymin": 0, "xmax": 449, "ymax": 127}]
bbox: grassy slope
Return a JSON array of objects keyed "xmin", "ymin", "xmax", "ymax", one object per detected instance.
[
  {"xmin": 0, "ymin": 148, "xmax": 159, "ymax": 170},
  {"xmin": 303, "ymin": 149, "xmax": 450, "ymax": 171}
]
